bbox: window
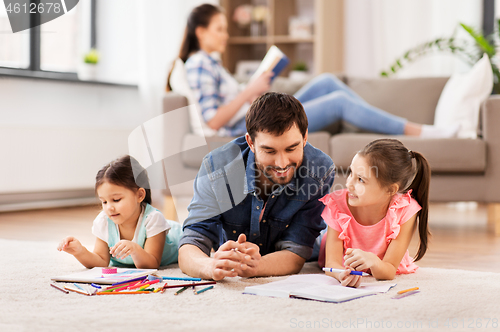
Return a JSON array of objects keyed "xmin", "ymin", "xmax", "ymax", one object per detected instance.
[
  {"xmin": 0, "ymin": 4, "xmax": 30, "ymax": 68},
  {"xmin": 0, "ymin": 0, "xmax": 94, "ymax": 79}
]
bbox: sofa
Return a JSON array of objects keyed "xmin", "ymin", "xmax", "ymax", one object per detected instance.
[{"xmin": 161, "ymin": 76, "xmax": 500, "ymax": 235}]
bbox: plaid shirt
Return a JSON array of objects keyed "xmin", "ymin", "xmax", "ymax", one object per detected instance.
[{"xmin": 185, "ymin": 50, "xmax": 245, "ymax": 137}]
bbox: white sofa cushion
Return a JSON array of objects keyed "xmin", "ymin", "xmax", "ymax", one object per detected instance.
[
  {"xmin": 434, "ymin": 53, "xmax": 493, "ymax": 138},
  {"xmin": 169, "ymin": 58, "xmax": 217, "ymax": 137}
]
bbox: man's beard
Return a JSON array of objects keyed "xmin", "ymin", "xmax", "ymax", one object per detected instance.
[{"xmin": 255, "ymin": 156, "xmax": 302, "ymax": 186}]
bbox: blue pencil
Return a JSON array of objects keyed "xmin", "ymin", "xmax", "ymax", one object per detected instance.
[
  {"xmin": 195, "ymin": 285, "xmax": 214, "ymax": 295},
  {"xmin": 148, "ymin": 276, "xmax": 202, "ymax": 282},
  {"xmin": 73, "ymin": 283, "xmax": 86, "ymax": 291}
]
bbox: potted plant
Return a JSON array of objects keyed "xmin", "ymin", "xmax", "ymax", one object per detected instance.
[
  {"xmin": 381, "ymin": 21, "xmax": 500, "ymax": 93},
  {"xmin": 78, "ymin": 49, "xmax": 99, "ymax": 81},
  {"xmin": 289, "ymin": 61, "xmax": 310, "ymax": 81}
]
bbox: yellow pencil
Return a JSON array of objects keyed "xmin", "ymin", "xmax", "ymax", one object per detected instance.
[{"xmin": 397, "ymin": 287, "xmax": 419, "ymax": 294}]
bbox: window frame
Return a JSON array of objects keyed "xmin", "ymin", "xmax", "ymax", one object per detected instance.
[{"xmin": 0, "ymin": 0, "xmax": 96, "ymax": 82}]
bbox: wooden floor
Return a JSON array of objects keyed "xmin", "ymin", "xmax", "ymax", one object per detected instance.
[{"xmin": 1, "ymin": 201, "xmax": 499, "ymax": 273}]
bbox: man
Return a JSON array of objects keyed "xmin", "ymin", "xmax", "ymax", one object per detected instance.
[{"xmin": 178, "ymin": 92, "xmax": 335, "ymax": 280}]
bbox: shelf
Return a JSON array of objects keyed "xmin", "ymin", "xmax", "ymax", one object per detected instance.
[
  {"xmin": 228, "ymin": 37, "xmax": 268, "ymax": 44},
  {"xmin": 272, "ymin": 35, "xmax": 315, "ymax": 43},
  {"xmin": 228, "ymin": 35, "xmax": 315, "ymax": 45}
]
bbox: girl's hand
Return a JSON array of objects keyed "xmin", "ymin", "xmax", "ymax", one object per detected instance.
[
  {"xmin": 57, "ymin": 236, "xmax": 83, "ymax": 255},
  {"xmin": 343, "ymin": 248, "xmax": 379, "ymax": 271},
  {"xmin": 245, "ymin": 71, "xmax": 273, "ymax": 100},
  {"xmin": 109, "ymin": 240, "xmax": 139, "ymax": 260},
  {"xmin": 339, "ymin": 267, "xmax": 362, "ymax": 288}
]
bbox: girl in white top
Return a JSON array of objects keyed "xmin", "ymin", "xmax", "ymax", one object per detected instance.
[{"xmin": 57, "ymin": 155, "xmax": 182, "ymax": 268}]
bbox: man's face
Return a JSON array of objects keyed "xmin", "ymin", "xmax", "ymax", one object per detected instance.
[{"xmin": 246, "ymin": 124, "xmax": 308, "ymax": 188}]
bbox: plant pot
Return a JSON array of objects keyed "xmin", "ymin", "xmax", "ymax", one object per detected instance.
[
  {"xmin": 289, "ymin": 70, "xmax": 311, "ymax": 82},
  {"xmin": 78, "ymin": 63, "xmax": 98, "ymax": 81}
]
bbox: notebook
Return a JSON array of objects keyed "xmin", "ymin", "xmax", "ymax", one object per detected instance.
[
  {"xmin": 51, "ymin": 267, "xmax": 157, "ymax": 285},
  {"xmin": 243, "ymin": 274, "xmax": 396, "ymax": 303}
]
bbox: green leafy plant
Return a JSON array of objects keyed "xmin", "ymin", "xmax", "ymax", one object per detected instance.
[
  {"xmin": 381, "ymin": 21, "xmax": 500, "ymax": 93},
  {"xmin": 292, "ymin": 61, "xmax": 308, "ymax": 72},
  {"xmin": 83, "ymin": 49, "xmax": 99, "ymax": 65}
]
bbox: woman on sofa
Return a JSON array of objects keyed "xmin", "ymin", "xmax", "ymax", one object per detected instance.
[{"xmin": 168, "ymin": 3, "xmax": 458, "ymax": 138}]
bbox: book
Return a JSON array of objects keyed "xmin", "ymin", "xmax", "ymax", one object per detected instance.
[
  {"xmin": 249, "ymin": 45, "xmax": 290, "ymax": 83},
  {"xmin": 51, "ymin": 267, "xmax": 157, "ymax": 285},
  {"xmin": 227, "ymin": 45, "xmax": 289, "ymax": 127},
  {"xmin": 243, "ymin": 274, "xmax": 396, "ymax": 303}
]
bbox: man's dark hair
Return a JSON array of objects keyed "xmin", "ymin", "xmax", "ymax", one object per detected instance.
[{"xmin": 246, "ymin": 92, "xmax": 308, "ymax": 140}]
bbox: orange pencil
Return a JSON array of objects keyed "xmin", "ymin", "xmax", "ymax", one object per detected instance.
[{"xmin": 397, "ymin": 287, "xmax": 419, "ymax": 294}]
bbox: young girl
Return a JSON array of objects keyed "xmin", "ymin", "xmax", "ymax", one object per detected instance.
[
  {"xmin": 318, "ymin": 139, "xmax": 430, "ymax": 287},
  {"xmin": 57, "ymin": 155, "xmax": 182, "ymax": 269}
]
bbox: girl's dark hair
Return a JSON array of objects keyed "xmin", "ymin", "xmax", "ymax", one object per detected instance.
[
  {"xmin": 95, "ymin": 155, "xmax": 152, "ymax": 206},
  {"xmin": 246, "ymin": 92, "xmax": 308, "ymax": 141},
  {"xmin": 358, "ymin": 139, "xmax": 431, "ymax": 261},
  {"xmin": 166, "ymin": 4, "xmax": 223, "ymax": 91}
]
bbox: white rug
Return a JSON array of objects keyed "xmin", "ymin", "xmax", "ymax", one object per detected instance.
[{"xmin": 1, "ymin": 239, "xmax": 499, "ymax": 332}]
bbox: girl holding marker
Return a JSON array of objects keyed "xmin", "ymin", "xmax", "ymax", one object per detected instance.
[
  {"xmin": 57, "ymin": 155, "xmax": 182, "ymax": 269},
  {"xmin": 318, "ymin": 139, "xmax": 430, "ymax": 287}
]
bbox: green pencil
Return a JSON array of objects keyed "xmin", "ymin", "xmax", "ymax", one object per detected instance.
[{"xmin": 174, "ymin": 286, "xmax": 189, "ymax": 296}]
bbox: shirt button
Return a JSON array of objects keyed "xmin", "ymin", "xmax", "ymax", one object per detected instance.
[
  {"xmin": 256, "ymin": 206, "xmax": 260, "ymax": 210},
  {"xmin": 253, "ymin": 233, "xmax": 257, "ymax": 236},
  {"xmin": 271, "ymin": 195, "xmax": 275, "ymax": 199},
  {"xmin": 262, "ymin": 219, "xmax": 266, "ymax": 223},
  {"xmin": 259, "ymin": 243, "xmax": 263, "ymax": 246},
  {"xmin": 286, "ymin": 225, "xmax": 289, "ymax": 228},
  {"xmin": 233, "ymin": 230, "xmax": 236, "ymax": 234}
]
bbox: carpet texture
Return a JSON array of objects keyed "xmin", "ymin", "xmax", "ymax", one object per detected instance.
[{"xmin": 1, "ymin": 239, "xmax": 499, "ymax": 332}]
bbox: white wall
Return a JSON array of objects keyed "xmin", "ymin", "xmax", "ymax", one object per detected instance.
[{"xmin": 0, "ymin": 77, "xmax": 143, "ymax": 193}]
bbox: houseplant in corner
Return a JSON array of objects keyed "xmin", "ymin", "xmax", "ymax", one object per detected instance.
[
  {"xmin": 78, "ymin": 49, "xmax": 99, "ymax": 81},
  {"xmin": 289, "ymin": 61, "xmax": 310, "ymax": 82},
  {"xmin": 381, "ymin": 21, "xmax": 500, "ymax": 93}
]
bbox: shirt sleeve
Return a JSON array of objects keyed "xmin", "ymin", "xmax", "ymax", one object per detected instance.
[
  {"xmin": 144, "ymin": 210, "xmax": 171, "ymax": 238},
  {"xmin": 399, "ymin": 198, "xmax": 422, "ymax": 225},
  {"xmin": 185, "ymin": 57, "xmax": 220, "ymax": 123},
  {"xmin": 91, "ymin": 211, "xmax": 109, "ymax": 244},
  {"xmin": 178, "ymin": 159, "xmax": 226, "ymax": 255}
]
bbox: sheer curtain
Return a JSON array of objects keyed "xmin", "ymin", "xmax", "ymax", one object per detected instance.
[{"xmin": 344, "ymin": 0, "xmax": 482, "ymax": 78}]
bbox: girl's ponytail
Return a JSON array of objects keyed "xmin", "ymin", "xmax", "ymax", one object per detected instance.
[{"xmin": 406, "ymin": 151, "xmax": 431, "ymax": 261}]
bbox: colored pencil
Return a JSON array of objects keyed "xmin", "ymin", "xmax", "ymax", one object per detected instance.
[
  {"xmin": 96, "ymin": 291, "xmax": 151, "ymax": 295},
  {"xmin": 50, "ymin": 283, "xmax": 69, "ymax": 294},
  {"xmin": 161, "ymin": 281, "xmax": 216, "ymax": 293},
  {"xmin": 64, "ymin": 285, "xmax": 91, "ymax": 296},
  {"xmin": 397, "ymin": 287, "xmax": 419, "ymax": 294},
  {"xmin": 110, "ymin": 275, "xmax": 148, "ymax": 286},
  {"xmin": 174, "ymin": 286, "xmax": 188, "ymax": 296},
  {"xmin": 195, "ymin": 285, "xmax": 214, "ymax": 295}
]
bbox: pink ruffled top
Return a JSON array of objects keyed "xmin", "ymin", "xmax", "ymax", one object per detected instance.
[{"xmin": 318, "ymin": 189, "xmax": 421, "ymax": 274}]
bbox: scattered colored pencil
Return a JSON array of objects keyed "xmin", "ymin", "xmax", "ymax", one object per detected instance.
[
  {"xmin": 50, "ymin": 283, "xmax": 69, "ymax": 294},
  {"xmin": 195, "ymin": 285, "xmax": 214, "ymax": 295},
  {"xmin": 174, "ymin": 286, "xmax": 189, "ymax": 296},
  {"xmin": 96, "ymin": 291, "xmax": 151, "ymax": 295},
  {"xmin": 397, "ymin": 287, "xmax": 419, "ymax": 294}
]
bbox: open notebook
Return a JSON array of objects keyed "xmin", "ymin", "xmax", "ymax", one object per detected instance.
[
  {"xmin": 51, "ymin": 267, "xmax": 157, "ymax": 285},
  {"xmin": 244, "ymin": 274, "xmax": 396, "ymax": 303}
]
